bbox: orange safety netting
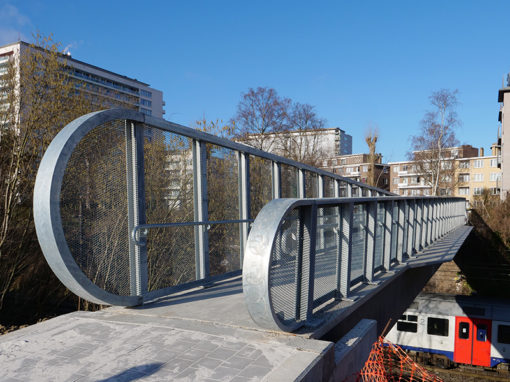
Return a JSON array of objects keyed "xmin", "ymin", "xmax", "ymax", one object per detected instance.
[{"xmin": 353, "ymin": 336, "xmax": 443, "ymax": 382}]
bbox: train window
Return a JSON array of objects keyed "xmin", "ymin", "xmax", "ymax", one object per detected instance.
[
  {"xmin": 407, "ymin": 315, "xmax": 418, "ymax": 322},
  {"xmin": 458, "ymin": 322, "xmax": 470, "ymax": 339},
  {"xmin": 427, "ymin": 317, "xmax": 449, "ymax": 336},
  {"xmin": 397, "ymin": 321, "xmax": 417, "ymax": 333},
  {"xmin": 476, "ymin": 325, "xmax": 487, "ymax": 342},
  {"xmin": 400, "ymin": 315, "xmax": 406, "ymax": 320},
  {"xmin": 498, "ymin": 325, "xmax": 510, "ymax": 344}
]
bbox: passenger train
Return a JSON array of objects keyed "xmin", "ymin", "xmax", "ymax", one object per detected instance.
[{"xmin": 385, "ymin": 293, "xmax": 510, "ymax": 368}]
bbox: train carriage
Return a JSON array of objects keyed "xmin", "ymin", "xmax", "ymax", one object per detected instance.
[{"xmin": 385, "ymin": 293, "xmax": 510, "ymax": 368}]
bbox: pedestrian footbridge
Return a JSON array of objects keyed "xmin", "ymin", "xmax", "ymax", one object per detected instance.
[{"xmin": 9, "ymin": 109, "xmax": 472, "ymax": 381}]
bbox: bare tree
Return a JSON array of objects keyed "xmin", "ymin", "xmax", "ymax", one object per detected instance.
[
  {"xmin": 365, "ymin": 128, "xmax": 379, "ymax": 187},
  {"xmin": 0, "ymin": 34, "xmax": 96, "ymax": 317},
  {"xmin": 409, "ymin": 89, "xmax": 460, "ymax": 196},
  {"xmin": 278, "ymin": 102, "xmax": 326, "ymax": 167},
  {"xmin": 232, "ymin": 87, "xmax": 290, "ymax": 150}
]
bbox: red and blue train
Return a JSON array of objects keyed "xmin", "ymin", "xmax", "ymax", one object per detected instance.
[{"xmin": 386, "ymin": 293, "xmax": 510, "ymax": 368}]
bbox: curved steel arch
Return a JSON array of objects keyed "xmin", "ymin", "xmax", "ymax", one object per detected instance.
[
  {"xmin": 33, "ymin": 109, "xmax": 144, "ymax": 306},
  {"xmin": 242, "ymin": 198, "xmax": 308, "ymax": 332}
]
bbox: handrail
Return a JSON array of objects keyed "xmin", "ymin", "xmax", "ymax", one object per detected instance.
[
  {"xmin": 242, "ymin": 196, "xmax": 467, "ymax": 332},
  {"xmin": 34, "ymin": 109, "xmax": 391, "ymax": 307}
]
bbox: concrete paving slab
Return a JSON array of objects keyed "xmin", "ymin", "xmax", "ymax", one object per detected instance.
[{"xmin": 0, "ymin": 309, "xmax": 332, "ymax": 381}]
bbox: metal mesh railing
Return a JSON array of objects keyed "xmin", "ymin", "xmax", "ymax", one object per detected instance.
[
  {"xmin": 60, "ymin": 120, "xmax": 131, "ymax": 296},
  {"xmin": 243, "ymin": 196, "xmax": 467, "ymax": 332},
  {"xmin": 35, "ymin": 108, "xmax": 391, "ymax": 306}
]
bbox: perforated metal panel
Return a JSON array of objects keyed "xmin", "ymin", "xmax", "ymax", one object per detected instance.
[
  {"xmin": 249, "ymin": 156, "xmax": 272, "ymax": 219},
  {"xmin": 314, "ymin": 207, "xmax": 339, "ymax": 300},
  {"xmin": 269, "ymin": 209, "xmax": 302, "ymax": 326},
  {"xmin": 374, "ymin": 203, "xmax": 385, "ymax": 269},
  {"xmin": 60, "ymin": 119, "xmax": 130, "ymax": 296},
  {"xmin": 281, "ymin": 164, "xmax": 298, "ymax": 198},
  {"xmin": 351, "ymin": 204, "xmax": 367, "ymax": 282}
]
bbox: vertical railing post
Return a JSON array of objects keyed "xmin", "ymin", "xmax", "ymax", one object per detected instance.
[
  {"xmin": 432, "ymin": 200, "xmax": 438, "ymax": 242},
  {"xmin": 125, "ymin": 121, "xmax": 148, "ymax": 297},
  {"xmin": 318, "ymin": 175, "xmax": 324, "ymax": 198},
  {"xmin": 272, "ymin": 162, "xmax": 281, "ymax": 199},
  {"xmin": 338, "ymin": 202, "xmax": 354, "ymax": 298},
  {"xmin": 298, "ymin": 169, "xmax": 305, "ymax": 198},
  {"xmin": 396, "ymin": 201, "xmax": 405, "ymax": 263},
  {"xmin": 406, "ymin": 200, "xmax": 415, "ymax": 257},
  {"xmin": 364, "ymin": 201, "xmax": 377, "ymax": 282},
  {"xmin": 304, "ymin": 205, "xmax": 317, "ymax": 320},
  {"xmin": 347, "ymin": 183, "xmax": 353, "ymax": 198},
  {"xmin": 421, "ymin": 199, "xmax": 428, "ymax": 249},
  {"xmin": 193, "ymin": 140, "xmax": 210, "ymax": 280},
  {"xmin": 383, "ymin": 200, "xmax": 393, "ymax": 271},
  {"xmin": 334, "ymin": 179, "xmax": 340, "ymax": 198},
  {"xmin": 415, "ymin": 199, "xmax": 423, "ymax": 252},
  {"xmin": 238, "ymin": 152, "xmax": 250, "ymax": 267}
]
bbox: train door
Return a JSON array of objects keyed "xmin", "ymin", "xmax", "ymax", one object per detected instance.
[{"xmin": 454, "ymin": 316, "xmax": 492, "ymax": 367}]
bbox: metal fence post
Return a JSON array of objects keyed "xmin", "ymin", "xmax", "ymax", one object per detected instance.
[
  {"xmin": 272, "ymin": 162, "xmax": 281, "ymax": 199},
  {"xmin": 338, "ymin": 202, "xmax": 354, "ymax": 298},
  {"xmin": 303, "ymin": 205, "xmax": 317, "ymax": 321},
  {"xmin": 193, "ymin": 140, "xmax": 210, "ymax": 280},
  {"xmin": 383, "ymin": 201, "xmax": 393, "ymax": 271},
  {"xmin": 125, "ymin": 121, "xmax": 148, "ymax": 297},
  {"xmin": 238, "ymin": 152, "xmax": 250, "ymax": 267},
  {"xmin": 347, "ymin": 183, "xmax": 353, "ymax": 198},
  {"xmin": 364, "ymin": 201, "xmax": 377, "ymax": 282},
  {"xmin": 415, "ymin": 199, "xmax": 423, "ymax": 252},
  {"xmin": 406, "ymin": 200, "xmax": 415, "ymax": 256},
  {"xmin": 396, "ymin": 201, "xmax": 405, "ymax": 263},
  {"xmin": 298, "ymin": 169, "xmax": 305, "ymax": 198}
]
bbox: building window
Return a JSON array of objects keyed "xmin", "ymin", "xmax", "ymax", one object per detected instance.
[
  {"xmin": 140, "ymin": 99, "xmax": 152, "ymax": 107},
  {"xmin": 474, "ymin": 159, "xmax": 483, "ymax": 168},
  {"xmin": 140, "ymin": 108, "xmax": 152, "ymax": 115},
  {"xmin": 491, "ymin": 187, "xmax": 501, "ymax": 195},
  {"xmin": 402, "ymin": 178, "xmax": 408, "ymax": 184},
  {"xmin": 458, "ymin": 174, "xmax": 470, "ymax": 183},
  {"xmin": 393, "ymin": 166, "xmax": 399, "ymax": 173},
  {"xmin": 490, "ymin": 172, "xmax": 501, "ymax": 181},
  {"xmin": 393, "ymin": 178, "xmax": 399, "ymax": 184},
  {"xmin": 473, "ymin": 173, "xmax": 484, "ymax": 182},
  {"xmin": 140, "ymin": 89, "xmax": 152, "ymax": 98},
  {"xmin": 346, "ymin": 167, "xmax": 352, "ymax": 174},
  {"xmin": 427, "ymin": 317, "xmax": 449, "ymax": 336},
  {"xmin": 458, "ymin": 187, "xmax": 469, "ymax": 196},
  {"xmin": 459, "ymin": 161, "xmax": 470, "ymax": 169},
  {"xmin": 474, "ymin": 187, "xmax": 482, "ymax": 195},
  {"xmin": 362, "ymin": 165, "xmax": 368, "ymax": 172},
  {"xmin": 491, "ymin": 159, "xmax": 498, "ymax": 167},
  {"xmin": 441, "ymin": 161, "xmax": 452, "ymax": 170},
  {"xmin": 424, "ymin": 189, "xmax": 430, "ymax": 196},
  {"xmin": 341, "ymin": 159, "xmax": 346, "ymax": 165},
  {"xmin": 402, "ymin": 165, "xmax": 409, "ymax": 172}
]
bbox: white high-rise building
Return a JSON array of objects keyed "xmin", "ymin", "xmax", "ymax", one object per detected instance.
[{"xmin": 0, "ymin": 41, "xmax": 165, "ymax": 118}]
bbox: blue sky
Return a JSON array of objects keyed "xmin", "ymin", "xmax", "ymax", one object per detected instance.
[{"xmin": 1, "ymin": 0, "xmax": 508, "ymax": 162}]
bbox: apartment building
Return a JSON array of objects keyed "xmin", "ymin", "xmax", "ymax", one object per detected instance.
[
  {"xmin": 389, "ymin": 145, "xmax": 478, "ymax": 197},
  {"xmin": 321, "ymin": 153, "xmax": 390, "ymax": 191},
  {"xmin": 239, "ymin": 127, "xmax": 352, "ymax": 157},
  {"xmin": 389, "ymin": 145, "xmax": 501, "ymax": 205},
  {"xmin": 498, "ymin": 77, "xmax": 510, "ymax": 198},
  {"xmin": 0, "ymin": 41, "xmax": 165, "ymax": 118}
]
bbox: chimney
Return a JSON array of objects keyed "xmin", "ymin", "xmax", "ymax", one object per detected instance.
[{"xmin": 480, "ymin": 147, "xmax": 484, "ymax": 157}]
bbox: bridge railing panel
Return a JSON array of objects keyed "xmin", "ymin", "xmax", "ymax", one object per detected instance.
[
  {"xmin": 34, "ymin": 109, "xmax": 391, "ymax": 307},
  {"xmin": 242, "ymin": 197, "xmax": 467, "ymax": 332}
]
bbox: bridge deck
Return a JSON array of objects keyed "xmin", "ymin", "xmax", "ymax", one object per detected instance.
[{"xmin": 0, "ymin": 226, "xmax": 471, "ymax": 381}]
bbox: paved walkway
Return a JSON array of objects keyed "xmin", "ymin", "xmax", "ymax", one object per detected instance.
[{"xmin": 0, "ymin": 278, "xmax": 332, "ymax": 382}]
